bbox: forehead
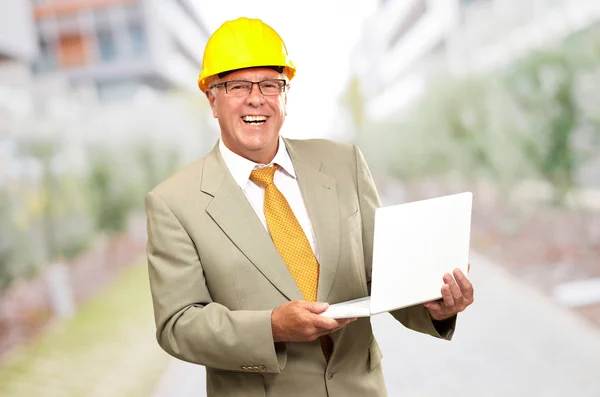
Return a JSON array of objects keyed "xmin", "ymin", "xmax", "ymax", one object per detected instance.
[{"xmin": 222, "ymin": 67, "xmax": 283, "ymax": 81}]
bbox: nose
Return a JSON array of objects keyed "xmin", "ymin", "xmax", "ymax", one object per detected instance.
[{"xmin": 245, "ymin": 83, "xmax": 264, "ymax": 107}]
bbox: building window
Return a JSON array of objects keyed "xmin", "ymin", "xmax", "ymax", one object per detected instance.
[
  {"xmin": 389, "ymin": 0, "xmax": 428, "ymax": 49},
  {"xmin": 58, "ymin": 34, "xmax": 88, "ymax": 68},
  {"xmin": 56, "ymin": 13, "xmax": 79, "ymax": 32},
  {"xmin": 124, "ymin": 1, "xmax": 143, "ymax": 21},
  {"xmin": 37, "ymin": 16, "xmax": 55, "ymax": 37},
  {"xmin": 459, "ymin": 0, "xmax": 490, "ymax": 5},
  {"xmin": 97, "ymin": 79, "xmax": 139, "ymax": 102},
  {"xmin": 97, "ymin": 30, "xmax": 117, "ymax": 62},
  {"xmin": 33, "ymin": 39, "xmax": 56, "ymax": 74},
  {"xmin": 94, "ymin": 7, "xmax": 112, "ymax": 29},
  {"xmin": 128, "ymin": 22, "xmax": 147, "ymax": 58}
]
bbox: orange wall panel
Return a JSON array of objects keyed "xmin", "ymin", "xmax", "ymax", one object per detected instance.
[
  {"xmin": 58, "ymin": 34, "xmax": 89, "ymax": 68},
  {"xmin": 34, "ymin": 0, "xmax": 139, "ymax": 19}
]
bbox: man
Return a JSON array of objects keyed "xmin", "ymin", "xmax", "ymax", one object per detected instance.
[{"xmin": 146, "ymin": 17, "xmax": 474, "ymax": 397}]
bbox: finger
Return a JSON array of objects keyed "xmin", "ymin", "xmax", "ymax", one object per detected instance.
[
  {"xmin": 441, "ymin": 284, "xmax": 454, "ymax": 307},
  {"xmin": 330, "ymin": 325, "xmax": 347, "ymax": 334},
  {"xmin": 321, "ymin": 316, "xmax": 356, "ymax": 332},
  {"xmin": 453, "ymin": 269, "xmax": 467, "ymax": 280},
  {"xmin": 329, "ymin": 320, "xmax": 352, "ymax": 333},
  {"xmin": 444, "ymin": 273, "xmax": 462, "ymax": 301},
  {"xmin": 329, "ymin": 318, "xmax": 357, "ymax": 333},
  {"xmin": 336, "ymin": 317, "xmax": 357, "ymax": 327},
  {"xmin": 312, "ymin": 314, "xmax": 341, "ymax": 331},
  {"xmin": 303, "ymin": 301, "xmax": 329, "ymax": 314},
  {"xmin": 423, "ymin": 300, "xmax": 442, "ymax": 311},
  {"xmin": 468, "ymin": 263, "xmax": 471, "ymax": 273},
  {"xmin": 453, "ymin": 269, "xmax": 474, "ymax": 301}
]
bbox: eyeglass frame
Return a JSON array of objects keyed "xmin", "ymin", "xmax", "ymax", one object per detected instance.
[{"xmin": 209, "ymin": 79, "xmax": 288, "ymax": 96}]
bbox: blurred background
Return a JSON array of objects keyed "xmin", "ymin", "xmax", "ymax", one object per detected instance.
[{"xmin": 0, "ymin": 0, "xmax": 599, "ymax": 396}]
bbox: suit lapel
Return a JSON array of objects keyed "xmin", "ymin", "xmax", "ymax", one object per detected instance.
[
  {"xmin": 201, "ymin": 145, "xmax": 304, "ymax": 302},
  {"xmin": 285, "ymin": 139, "xmax": 340, "ymax": 302}
]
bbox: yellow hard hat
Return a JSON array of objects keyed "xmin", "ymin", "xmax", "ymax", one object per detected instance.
[{"xmin": 198, "ymin": 17, "xmax": 296, "ymax": 91}]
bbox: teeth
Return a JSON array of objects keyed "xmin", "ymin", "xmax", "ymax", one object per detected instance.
[{"xmin": 242, "ymin": 115, "xmax": 267, "ymax": 122}]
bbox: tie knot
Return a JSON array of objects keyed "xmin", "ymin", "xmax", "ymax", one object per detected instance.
[{"xmin": 250, "ymin": 165, "xmax": 278, "ymax": 187}]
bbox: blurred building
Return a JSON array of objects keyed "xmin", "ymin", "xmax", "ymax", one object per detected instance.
[
  {"xmin": 351, "ymin": 0, "xmax": 462, "ymax": 120},
  {"xmin": 31, "ymin": 0, "xmax": 210, "ymax": 101},
  {"xmin": 0, "ymin": 0, "xmax": 38, "ymax": 62},
  {"xmin": 447, "ymin": 0, "xmax": 600, "ymax": 75},
  {"xmin": 0, "ymin": 0, "xmax": 38, "ymax": 185},
  {"xmin": 353, "ymin": 0, "xmax": 600, "ymax": 121},
  {"xmin": 0, "ymin": 0, "xmax": 38, "ymax": 136}
]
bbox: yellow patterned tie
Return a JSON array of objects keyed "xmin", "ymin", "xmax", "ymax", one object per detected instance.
[
  {"xmin": 250, "ymin": 165, "xmax": 320, "ymax": 302},
  {"xmin": 250, "ymin": 165, "xmax": 333, "ymax": 361}
]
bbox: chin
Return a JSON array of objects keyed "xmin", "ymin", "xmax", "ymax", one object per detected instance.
[{"xmin": 246, "ymin": 133, "xmax": 277, "ymax": 148}]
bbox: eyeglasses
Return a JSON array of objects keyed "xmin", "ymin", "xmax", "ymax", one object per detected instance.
[{"xmin": 210, "ymin": 79, "xmax": 287, "ymax": 96}]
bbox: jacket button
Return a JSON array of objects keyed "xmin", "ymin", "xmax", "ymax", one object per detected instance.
[
  {"xmin": 252, "ymin": 366, "xmax": 259, "ymax": 372},
  {"xmin": 241, "ymin": 366, "xmax": 247, "ymax": 370},
  {"xmin": 326, "ymin": 370, "xmax": 334, "ymax": 380},
  {"xmin": 259, "ymin": 365, "xmax": 266, "ymax": 372}
]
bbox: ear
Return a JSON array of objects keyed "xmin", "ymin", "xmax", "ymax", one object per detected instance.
[{"xmin": 205, "ymin": 90, "xmax": 218, "ymax": 118}]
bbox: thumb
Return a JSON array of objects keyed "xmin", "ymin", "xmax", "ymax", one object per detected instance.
[{"xmin": 303, "ymin": 301, "xmax": 329, "ymax": 314}]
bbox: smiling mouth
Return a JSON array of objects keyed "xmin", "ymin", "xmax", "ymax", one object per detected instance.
[{"xmin": 242, "ymin": 115, "xmax": 268, "ymax": 125}]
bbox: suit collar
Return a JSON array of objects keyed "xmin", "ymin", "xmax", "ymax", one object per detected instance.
[
  {"xmin": 217, "ymin": 137, "xmax": 297, "ymax": 190},
  {"xmin": 201, "ymin": 139, "xmax": 341, "ymax": 303},
  {"xmin": 284, "ymin": 139, "xmax": 340, "ymax": 302},
  {"xmin": 201, "ymin": 143, "xmax": 304, "ymax": 301}
]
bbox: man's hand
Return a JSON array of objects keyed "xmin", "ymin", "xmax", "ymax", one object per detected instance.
[
  {"xmin": 271, "ymin": 301, "xmax": 356, "ymax": 342},
  {"xmin": 424, "ymin": 265, "xmax": 474, "ymax": 321}
]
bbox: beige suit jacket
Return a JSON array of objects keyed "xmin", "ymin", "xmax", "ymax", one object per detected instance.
[{"xmin": 146, "ymin": 138, "xmax": 454, "ymax": 397}]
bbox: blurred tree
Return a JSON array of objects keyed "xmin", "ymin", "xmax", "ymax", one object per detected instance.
[
  {"xmin": 341, "ymin": 76, "xmax": 366, "ymax": 134},
  {"xmin": 414, "ymin": 75, "xmax": 491, "ymax": 180},
  {"xmin": 18, "ymin": 137, "xmax": 93, "ymax": 266},
  {"xmin": 378, "ymin": 72, "xmax": 534, "ymax": 196},
  {"xmin": 53, "ymin": 176, "xmax": 94, "ymax": 261},
  {"xmin": 0, "ymin": 188, "xmax": 17, "ymax": 290},
  {"xmin": 134, "ymin": 140, "xmax": 182, "ymax": 196},
  {"xmin": 22, "ymin": 138, "xmax": 61, "ymax": 263},
  {"xmin": 87, "ymin": 148, "xmax": 138, "ymax": 234},
  {"xmin": 504, "ymin": 50, "xmax": 578, "ymax": 205},
  {"xmin": 339, "ymin": 75, "xmax": 384, "ymax": 169},
  {"xmin": 568, "ymin": 25, "xmax": 600, "ymax": 166}
]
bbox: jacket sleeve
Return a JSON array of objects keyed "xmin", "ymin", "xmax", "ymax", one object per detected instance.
[
  {"xmin": 353, "ymin": 145, "xmax": 456, "ymax": 340},
  {"xmin": 145, "ymin": 191, "xmax": 286, "ymax": 373}
]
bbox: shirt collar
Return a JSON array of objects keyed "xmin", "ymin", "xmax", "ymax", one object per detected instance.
[{"xmin": 219, "ymin": 136, "xmax": 297, "ymax": 189}]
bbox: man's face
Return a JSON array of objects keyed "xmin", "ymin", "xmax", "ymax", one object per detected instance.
[{"xmin": 206, "ymin": 67, "xmax": 287, "ymax": 164}]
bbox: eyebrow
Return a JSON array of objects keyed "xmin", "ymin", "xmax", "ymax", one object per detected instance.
[{"xmin": 223, "ymin": 77, "xmax": 282, "ymax": 83}]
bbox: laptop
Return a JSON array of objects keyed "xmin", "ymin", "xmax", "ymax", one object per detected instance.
[{"xmin": 321, "ymin": 191, "xmax": 472, "ymax": 319}]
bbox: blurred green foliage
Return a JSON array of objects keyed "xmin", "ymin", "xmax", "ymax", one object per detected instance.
[
  {"xmin": 0, "ymin": 189, "xmax": 18, "ymax": 290},
  {"xmin": 0, "ymin": 88, "xmax": 209, "ymax": 292},
  {"xmin": 357, "ymin": 24, "xmax": 600, "ymax": 204},
  {"xmin": 87, "ymin": 148, "xmax": 138, "ymax": 234},
  {"xmin": 0, "ymin": 138, "xmax": 183, "ymax": 292},
  {"xmin": 505, "ymin": 50, "xmax": 577, "ymax": 203},
  {"xmin": 135, "ymin": 140, "xmax": 182, "ymax": 194},
  {"xmin": 87, "ymin": 141, "xmax": 181, "ymax": 234}
]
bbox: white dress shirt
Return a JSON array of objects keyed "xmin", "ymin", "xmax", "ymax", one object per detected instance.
[{"xmin": 218, "ymin": 137, "xmax": 319, "ymax": 260}]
